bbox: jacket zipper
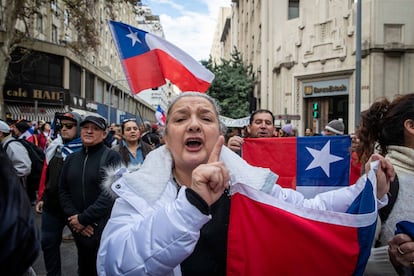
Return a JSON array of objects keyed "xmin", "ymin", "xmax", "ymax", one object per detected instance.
[{"xmin": 82, "ymin": 151, "xmax": 88, "ymax": 206}]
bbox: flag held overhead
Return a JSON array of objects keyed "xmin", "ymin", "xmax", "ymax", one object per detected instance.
[{"xmin": 108, "ymin": 20, "xmax": 214, "ymax": 94}]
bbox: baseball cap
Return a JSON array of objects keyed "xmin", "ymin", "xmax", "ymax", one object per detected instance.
[
  {"xmin": 0, "ymin": 120, "xmax": 10, "ymax": 133},
  {"xmin": 57, "ymin": 112, "xmax": 80, "ymax": 123},
  {"xmin": 80, "ymin": 115, "xmax": 107, "ymax": 130}
]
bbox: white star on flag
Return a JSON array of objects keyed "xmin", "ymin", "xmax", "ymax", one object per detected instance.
[
  {"xmin": 126, "ymin": 28, "xmax": 141, "ymax": 47},
  {"xmin": 305, "ymin": 140, "xmax": 343, "ymax": 177}
]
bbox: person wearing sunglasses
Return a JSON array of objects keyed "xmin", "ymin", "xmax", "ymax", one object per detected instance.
[
  {"xmin": 112, "ymin": 118, "xmax": 153, "ymax": 169},
  {"xmin": 35, "ymin": 111, "xmax": 83, "ymax": 276}
]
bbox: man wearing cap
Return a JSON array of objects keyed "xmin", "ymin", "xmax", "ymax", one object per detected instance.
[
  {"xmin": 324, "ymin": 119, "xmax": 345, "ymax": 136},
  {"xmin": 35, "ymin": 111, "xmax": 83, "ymax": 276},
  {"xmin": 0, "ymin": 119, "xmax": 31, "ymax": 184},
  {"xmin": 59, "ymin": 115, "xmax": 121, "ymax": 276}
]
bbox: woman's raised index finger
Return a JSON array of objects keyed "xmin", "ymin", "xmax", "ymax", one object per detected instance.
[{"xmin": 208, "ymin": 135, "xmax": 224, "ymax": 163}]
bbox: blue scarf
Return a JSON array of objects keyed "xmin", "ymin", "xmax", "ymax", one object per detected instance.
[{"xmin": 62, "ymin": 137, "xmax": 83, "ymax": 160}]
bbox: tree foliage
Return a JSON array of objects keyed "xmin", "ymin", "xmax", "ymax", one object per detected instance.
[
  {"xmin": 62, "ymin": 0, "xmax": 137, "ymax": 52},
  {"xmin": 205, "ymin": 47, "xmax": 256, "ymax": 119}
]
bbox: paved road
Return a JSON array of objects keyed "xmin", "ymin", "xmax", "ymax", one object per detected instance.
[{"xmin": 32, "ymin": 210, "xmax": 78, "ymax": 276}]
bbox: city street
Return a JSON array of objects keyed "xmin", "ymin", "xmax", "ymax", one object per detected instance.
[{"xmin": 32, "ymin": 210, "xmax": 78, "ymax": 276}]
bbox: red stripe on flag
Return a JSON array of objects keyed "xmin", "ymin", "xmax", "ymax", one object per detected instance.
[
  {"xmin": 123, "ymin": 51, "xmax": 166, "ymax": 93},
  {"xmin": 227, "ymin": 192, "xmax": 360, "ymax": 275},
  {"xmin": 242, "ymin": 137, "xmax": 297, "ymax": 189}
]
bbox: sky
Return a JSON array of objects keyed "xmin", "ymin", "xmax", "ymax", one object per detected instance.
[{"xmin": 141, "ymin": 0, "xmax": 231, "ymax": 62}]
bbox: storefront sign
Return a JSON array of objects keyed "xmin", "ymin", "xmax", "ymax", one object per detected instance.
[
  {"xmin": 303, "ymin": 78, "xmax": 349, "ymax": 98},
  {"xmin": 3, "ymin": 85, "xmax": 66, "ymax": 104}
]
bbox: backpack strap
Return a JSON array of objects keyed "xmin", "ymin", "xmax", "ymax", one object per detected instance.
[
  {"xmin": 2, "ymin": 139, "xmax": 17, "ymax": 151},
  {"xmin": 379, "ymin": 174, "xmax": 399, "ymax": 223}
]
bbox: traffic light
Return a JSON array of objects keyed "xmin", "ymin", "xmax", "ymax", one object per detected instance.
[{"xmin": 312, "ymin": 102, "xmax": 319, "ymax": 118}]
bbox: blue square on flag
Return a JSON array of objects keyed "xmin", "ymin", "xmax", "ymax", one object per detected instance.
[{"xmin": 297, "ymin": 136, "xmax": 351, "ymax": 187}]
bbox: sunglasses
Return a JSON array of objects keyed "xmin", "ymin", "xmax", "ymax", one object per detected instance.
[{"xmin": 61, "ymin": 123, "xmax": 76, "ymax": 129}]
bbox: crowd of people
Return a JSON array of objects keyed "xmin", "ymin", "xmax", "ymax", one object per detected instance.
[
  {"xmin": 226, "ymin": 109, "xmax": 345, "ymax": 154},
  {"xmin": 0, "ymin": 112, "xmax": 163, "ymax": 275},
  {"xmin": 1, "ymin": 92, "xmax": 413, "ymax": 275}
]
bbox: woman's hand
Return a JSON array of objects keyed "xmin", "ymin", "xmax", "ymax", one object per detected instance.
[
  {"xmin": 365, "ymin": 153, "xmax": 395, "ymax": 199},
  {"xmin": 191, "ymin": 136, "xmax": 230, "ymax": 206}
]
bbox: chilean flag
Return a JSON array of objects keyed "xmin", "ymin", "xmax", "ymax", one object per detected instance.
[
  {"xmin": 242, "ymin": 136, "xmax": 352, "ymax": 198},
  {"xmin": 108, "ymin": 20, "xmax": 214, "ymax": 94},
  {"xmin": 227, "ymin": 164, "xmax": 379, "ymax": 276},
  {"xmin": 155, "ymin": 105, "xmax": 166, "ymax": 126}
]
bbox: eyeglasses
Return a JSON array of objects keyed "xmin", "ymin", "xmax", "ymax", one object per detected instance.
[{"xmin": 61, "ymin": 123, "xmax": 76, "ymax": 129}]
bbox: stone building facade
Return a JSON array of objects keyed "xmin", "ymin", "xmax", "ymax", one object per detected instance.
[
  {"xmin": 1, "ymin": 0, "xmax": 159, "ymax": 124},
  {"xmin": 220, "ymin": 0, "xmax": 414, "ymax": 134}
]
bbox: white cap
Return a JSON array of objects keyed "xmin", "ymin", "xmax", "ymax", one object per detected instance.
[{"xmin": 0, "ymin": 120, "xmax": 11, "ymax": 133}]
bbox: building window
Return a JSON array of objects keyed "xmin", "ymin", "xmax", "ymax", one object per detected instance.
[
  {"xmin": 64, "ymin": 10, "xmax": 69, "ymax": 26},
  {"xmin": 85, "ymin": 71, "xmax": 95, "ymax": 101},
  {"xmin": 52, "ymin": 25, "xmax": 58, "ymax": 43},
  {"xmin": 70, "ymin": 63, "xmax": 81, "ymax": 97},
  {"xmin": 51, "ymin": 0, "xmax": 57, "ymax": 12},
  {"xmin": 36, "ymin": 14, "xmax": 43, "ymax": 33},
  {"xmin": 288, "ymin": 0, "xmax": 299, "ymax": 20},
  {"xmin": 7, "ymin": 49, "xmax": 63, "ymax": 87}
]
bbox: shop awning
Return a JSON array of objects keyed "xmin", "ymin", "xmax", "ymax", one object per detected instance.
[{"xmin": 5, "ymin": 104, "xmax": 65, "ymax": 123}]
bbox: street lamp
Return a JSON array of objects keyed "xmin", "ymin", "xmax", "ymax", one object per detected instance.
[{"xmin": 107, "ymin": 79, "xmax": 128, "ymax": 123}]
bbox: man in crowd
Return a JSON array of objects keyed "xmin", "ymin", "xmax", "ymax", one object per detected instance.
[
  {"xmin": 227, "ymin": 109, "xmax": 276, "ymax": 154},
  {"xmin": 36, "ymin": 112, "xmax": 83, "ymax": 276},
  {"xmin": 59, "ymin": 115, "xmax": 121, "ymax": 276},
  {"xmin": 0, "ymin": 119, "xmax": 31, "ymax": 186},
  {"xmin": 305, "ymin": 128, "xmax": 314, "ymax": 136}
]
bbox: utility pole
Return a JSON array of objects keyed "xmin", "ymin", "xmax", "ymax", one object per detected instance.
[{"xmin": 355, "ymin": 0, "xmax": 362, "ymax": 128}]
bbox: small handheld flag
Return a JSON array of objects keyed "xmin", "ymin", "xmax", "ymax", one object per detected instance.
[{"xmin": 155, "ymin": 105, "xmax": 166, "ymax": 126}]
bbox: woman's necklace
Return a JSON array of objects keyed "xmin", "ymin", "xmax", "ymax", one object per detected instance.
[{"xmin": 172, "ymin": 168, "xmax": 184, "ymax": 192}]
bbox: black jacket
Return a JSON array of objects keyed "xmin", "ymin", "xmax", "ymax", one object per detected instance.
[
  {"xmin": 59, "ymin": 142, "xmax": 121, "ymax": 231},
  {"xmin": 42, "ymin": 148, "xmax": 65, "ymax": 215},
  {"xmin": 0, "ymin": 147, "xmax": 40, "ymax": 275}
]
